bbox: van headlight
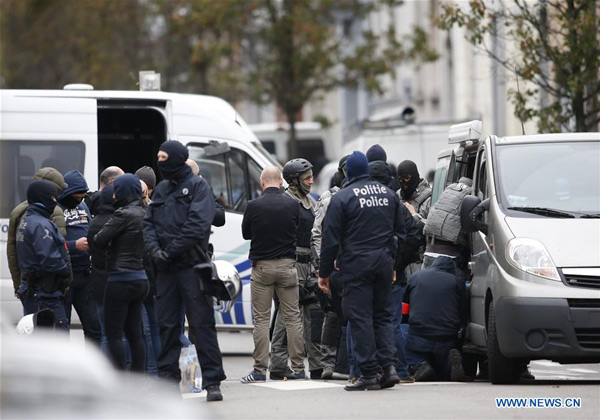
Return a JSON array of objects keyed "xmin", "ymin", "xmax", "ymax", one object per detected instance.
[{"xmin": 506, "ymin": 238, "xmax": 560, "ymax": 281}]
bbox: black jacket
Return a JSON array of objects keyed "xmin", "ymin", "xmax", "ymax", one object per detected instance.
[
  {"xmin": 94, "ymin": 197, "xmax": 146, "ymax": 272},
  {"xmin": 319, "ymin": 175, "xmax": 409, "ymax": 278},
  {"xmin": 16, "ymin": 205, "xmax": 71, "ymax": 279},
  {"xmin": 242, "ymin": 187, "xmax": 298, "ymax": 261},
  {"xmin": 143, "ymin": 172, "xmax": 216, "ymax": 268},
  {"xmin": 403, "ymin": 256, "xmax": 468, "ymax": 341},
  {"xmin": 87, "ymin": 200, "xmax": 115, "ymax": 271}
]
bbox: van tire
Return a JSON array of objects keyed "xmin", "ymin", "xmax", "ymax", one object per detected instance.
[{"xmin": 487, "ymin": 302, "xmax": 520, "ymax": 384}]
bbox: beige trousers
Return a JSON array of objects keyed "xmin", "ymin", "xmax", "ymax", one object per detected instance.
[{"xmin": 251, "ymin": 259, "xmax": 305, "ymax": 375}]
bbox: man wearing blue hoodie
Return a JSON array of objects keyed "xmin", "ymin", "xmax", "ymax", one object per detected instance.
[
  {"xmin": 58, "ymin": 170, "xmax": 101, "ymax": 345},
  {"xmin": 319, "ymin": 151, "xmax": 409, "ymax": 391}
]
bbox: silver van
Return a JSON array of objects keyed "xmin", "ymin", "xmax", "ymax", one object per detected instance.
[{"xmin": 433, "ymin": 121, "xmax": 600, "ymax": 384}]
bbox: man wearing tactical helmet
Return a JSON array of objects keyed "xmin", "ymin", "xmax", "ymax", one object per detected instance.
[{"xmin": 269, "ymin": 158, "xmax": 324, "ymax": 380}]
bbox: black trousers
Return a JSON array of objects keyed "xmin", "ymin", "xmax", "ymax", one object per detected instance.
[
  {"xmin": 104, "ymin": 280, "xmax": 149, "ymax": 372},
  {"xmin": 342, "ymin": 263, "xmax": 396, "ymax": 377},
  {"xmin": 155, "ymin": 267, "xmax": 226, "ymax": 388}
]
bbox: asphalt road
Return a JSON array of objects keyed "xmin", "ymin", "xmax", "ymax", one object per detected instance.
[
  {"xmin": 70, "ymin": 329, "xmax": 600, "ymax": 419},
  {"xmin": 201, "ymin": 331, "xmax": 600, "ymax": 420}
]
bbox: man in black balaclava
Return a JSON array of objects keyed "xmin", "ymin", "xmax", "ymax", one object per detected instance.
[
  {"xmin": 15, "ymin": 181, "xmax": 71, "ymax": 330},
  {"xmin": 143, "ymin": 140, "xmax": 226, "ymax": 402},
  {"xmin": 366, "ymin": 144, "xmax": 400, "ymax": 191}
]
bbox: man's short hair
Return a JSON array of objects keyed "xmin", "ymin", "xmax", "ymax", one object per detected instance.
[
  {"xmin": 261, "ymin": 166, "xmax": 282, "ymax": 186},
  {"xmin": 100, "ymin": 166, "xmax": 124, "ymax": 186}
]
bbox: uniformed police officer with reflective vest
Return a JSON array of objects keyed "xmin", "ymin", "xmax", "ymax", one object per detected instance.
[
  {"xmin": 16, "ymin": 181, "xmax": 71, "ymax": 330},
  {"xmin": 319, "ymin": 151, "xmax": 409, "ymax": 391},
  {"xmin": 269, "ymin": 158, "xmax": 324, "ymax": 379}
]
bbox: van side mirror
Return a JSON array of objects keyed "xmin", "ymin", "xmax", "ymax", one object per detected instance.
[
  {"xmin": 461, "ymin": 196, "xmax": 490, "ymax": 235},
  {"xmin": 204, "ymin": 141, "xmax": 230, "ymax": 157}
]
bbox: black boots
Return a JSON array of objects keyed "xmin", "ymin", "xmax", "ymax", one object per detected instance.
[
  {"xmin": 206, "ymin": 385, "xmax": 223, "ymax": 402},
  {"xmin": 344, "ymin": 375, "xmax": 381, "ymax": 391},
  {"xmin": 379, "ymin": 365, "xmax": 399, "ymax": 389}
]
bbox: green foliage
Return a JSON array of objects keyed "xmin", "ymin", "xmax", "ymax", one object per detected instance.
[
  {"xmin": 247, "ymin": 0, "xmax": 438, "ymax": 157},
  {"xmin": 439, "ymin": 0, "xmax": 600, "ymax": 132}
]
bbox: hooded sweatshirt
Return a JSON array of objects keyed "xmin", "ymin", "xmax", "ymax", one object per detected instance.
[
  {"xmin": 403, "ymin": 256, "xmax": 468, "ymax": 341},
  {"xmin": 7, "ymin": 168, "xmax": 67, "ymax": 292},
  {"xmin": 58, "ymin": 171, "xmax": 92, "ymax": 272}
]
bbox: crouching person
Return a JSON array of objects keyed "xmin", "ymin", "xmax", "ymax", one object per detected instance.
[
  {"xmin": 15, "ymin": 181, "xmax": 71, "ymax": 331},
  {"xmin": 402, "ymin": 256, "xmax": 472, "ymax": 382}
]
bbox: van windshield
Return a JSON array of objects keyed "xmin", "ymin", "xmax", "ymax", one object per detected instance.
[
  {"xmin": 251, "ymin": 141, "xmax": 282, "ymax": 168},
  {"xmin": 496, "ymin": 141, "xmax": 600, "ymax": 216}
]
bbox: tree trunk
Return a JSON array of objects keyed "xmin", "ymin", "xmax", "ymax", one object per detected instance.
[{"xmin": 287, "ymin": 110, "xmax": 298, "ymax": 161}]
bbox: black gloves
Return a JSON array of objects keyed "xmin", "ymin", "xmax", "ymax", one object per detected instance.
[{"xmin": 153, "ymin": 250, "xmax": 171, "ymax": 271}]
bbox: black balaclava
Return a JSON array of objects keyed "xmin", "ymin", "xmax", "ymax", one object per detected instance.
[
  {"xmin": 366, "ymin": 144, "xmax": 387, "ymax": 163},
  {"xmin": 158, "ymin": 141, "xmax": 191, "ymax": 181},
  {"xmin": 27, "ymin": 180, "xmax": 58, "ymax": 216},
  {"xmin": 331, "ymin": 171, "xmax": 344, "ymax": 188},
  {"xmin": 397, "ymin": 160, "xmax": 420, "ymax": 200}
]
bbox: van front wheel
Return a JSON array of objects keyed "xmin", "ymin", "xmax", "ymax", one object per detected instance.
[{"xmin": 487, "ymin": 302, "xmax": 520, "ymax": 384}]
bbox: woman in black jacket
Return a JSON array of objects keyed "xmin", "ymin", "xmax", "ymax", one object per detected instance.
[{"xmin": 94, "ymin": 174, "xmax": 148, "ymax": 372}]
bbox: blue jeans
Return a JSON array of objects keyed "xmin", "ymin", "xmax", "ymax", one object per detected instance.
[
  {"xmin": 405, "ymin": 333, "xmax": 458, "ymax": 380},
  {"xmin": 143, "ymin": 299, "xmax": 161, "ymax": 376},
  {"xmin": 64, "ymin": 271, "xmax": 101, "ymax": 345},
  {"xmin": 392, "ymin": 283, "xmax": 409, "ymax": 378},
  {"xmin": 346, "ymin": 322, "xmax": 361, "ymax": 378}
]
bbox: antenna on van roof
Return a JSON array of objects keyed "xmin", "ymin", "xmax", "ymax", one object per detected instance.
[{"xmin": 515, "ymin": 67, "xmax": 526, "ymax": 135}]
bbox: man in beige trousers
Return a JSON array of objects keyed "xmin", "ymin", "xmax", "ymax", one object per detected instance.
[{"xmin": 240, "ymin": 167, "xmax": 306, "ymax": 382}]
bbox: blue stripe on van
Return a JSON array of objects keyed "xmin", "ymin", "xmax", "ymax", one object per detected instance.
[
  {"xmin": 235, "ymin": 259, "xmax": 252, "ymax": 280},
  {"xmin": 221, "ymin": 311, "xmax": 233, "ymax": 324},
  {"xmin": 234, "ymin": 301, "xmax": 246, "ymax": 324}
]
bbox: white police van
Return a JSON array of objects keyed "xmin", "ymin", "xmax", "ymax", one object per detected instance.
[{"xmin": 0, "ymin": 84, "xmax": 278, "ymax": 327}]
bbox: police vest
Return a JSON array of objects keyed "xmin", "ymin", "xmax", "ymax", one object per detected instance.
[
  {"xmin": 423, "ymin": 181, "xmax": 472, "ymax": 246},
  {"xmin": 285, "ymin": 191, "xmax": 316, "ymax": 249}
]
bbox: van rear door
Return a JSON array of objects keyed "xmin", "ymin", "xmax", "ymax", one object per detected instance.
[{"xmin": 0, "ymin": 92, "xmax": 98, "ymax": 324}]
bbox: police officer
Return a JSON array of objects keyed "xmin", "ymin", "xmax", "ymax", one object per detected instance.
[
  {"xmin": 15, "ymin": 181, "xmax": 71, "ymax": 330},
  {"xmin": 269, "ymin": 158, "xmax": 324, "ymax": 380},
  {"xmin": 143, "ymin": 140, "xmax": 225, "ymax": 402},
  {"xmin": 7, "ymin": 167, "xmax": 68, "ymax": 313},
  {"xmin": 422, "ymin": 177, "xmax": 472, "ymax": 281},
  {"xmin": 311, "ymin": 155, "xmax": 348, "ymax": 379},
  {"xmin": 318, "ymin": 151, "xmax": 408, "ymax": 391},
  {"xmin": 397, "ymin": 160, "xmax": 432, "ymax": 279}
]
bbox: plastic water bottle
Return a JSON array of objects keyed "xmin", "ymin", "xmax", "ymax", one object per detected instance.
[{"xmin": 179, "ymin": 345, "xmax": 202, "ymax": 393}]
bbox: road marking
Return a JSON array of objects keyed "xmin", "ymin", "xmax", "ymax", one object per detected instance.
[
  {"xmin": 568, "ymin": 368, "xmax": 599, "ymax": 374},
  {"xmin": 252, "ymin": 381, "xmax": 343, "ymax": 391},
  {"xmin": 531, "ymin": 360, "xmax": 558, "ymax": 367},
  {"xmin": 182, "ymin": 391, "xmax": 207, "ymax": 399},
  {"xmin": 406, "ymin": 382, "xmax": 470, "ymax": 386}
]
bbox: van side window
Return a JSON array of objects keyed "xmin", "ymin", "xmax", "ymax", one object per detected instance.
[
  {"xmin": 477, "ymin": 159, "xmax": 488, "ymax": 200},
  {"xmin": 187, "ymin": 143, "xmax": 264, "ymax": 213},
  {"xmin": 0, "ymin": 140, "xmax": 85, "ymax": 218},
  {"xmin": 228, "ymin": 150, "xmax": 248, "ymax": 212}
]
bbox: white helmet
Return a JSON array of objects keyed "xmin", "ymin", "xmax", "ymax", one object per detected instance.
[{"xmin": 194, "ymin": 260, "xmax": 242, "ymax": 313}]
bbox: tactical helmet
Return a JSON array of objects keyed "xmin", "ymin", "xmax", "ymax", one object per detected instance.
[
  {"xmin": 282, "ymin": 158, "xmax": 313, "ymax": 184},
  {"xmin": 194, "ymin": 260, "xmax": 242, "ymax": 313}
]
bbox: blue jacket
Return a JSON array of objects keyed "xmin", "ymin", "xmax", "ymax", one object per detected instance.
[
  {"xmin": 143, "ymin": 172, "xmax": 216, "ymax": 268},
  {"xmin": 319, "ymin": 175, "xmax": 410, "ymax": 278},
  {"xmin": 403, "ymin": 256, "xmax": 468, "ymax": 341},
  {"xmin": 16, "ymin": 205, "xmax": 70, "ymax": 279},
  {"xmin": 58, "ymin": 171, "xmax": 92, "ymax": 272}
]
